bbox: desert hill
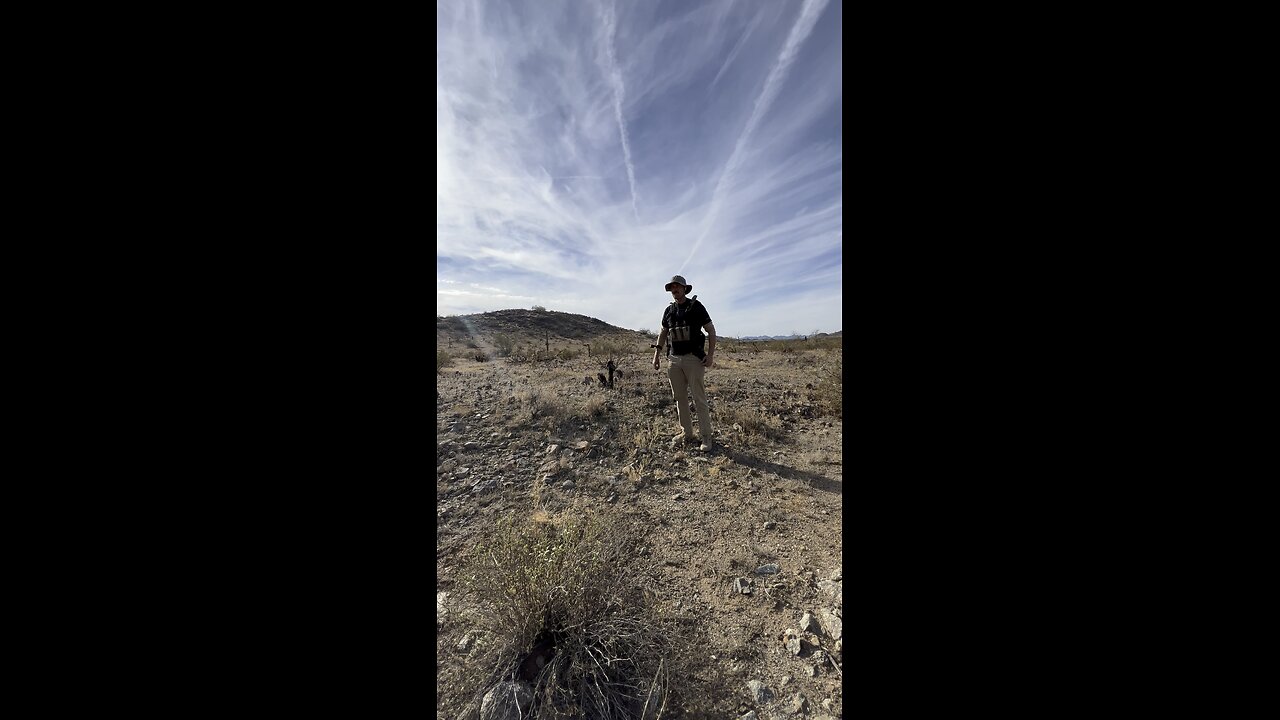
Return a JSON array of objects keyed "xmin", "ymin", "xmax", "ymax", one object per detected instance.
[{"xmin": 437, "ymin": 309, "xmax": 652, "ymax": 357}]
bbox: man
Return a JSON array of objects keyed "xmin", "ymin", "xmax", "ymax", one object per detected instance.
[{"xmin": 652, "ymin": 275, "xmax": 717, "ymax": 451}]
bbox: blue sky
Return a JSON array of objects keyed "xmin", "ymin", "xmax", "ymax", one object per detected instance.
[{"xmin": 437, "ymin": 0, "xmax": 841, "ymax": 337}]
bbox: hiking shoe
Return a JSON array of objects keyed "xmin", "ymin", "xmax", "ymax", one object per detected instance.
[
  {"xmin": 696, "ymin": 440, "xmax": 715, "ymax": 452},
  {"xmin": 673, "ymin": 433, "xmax": 696, "ymax": 444}
]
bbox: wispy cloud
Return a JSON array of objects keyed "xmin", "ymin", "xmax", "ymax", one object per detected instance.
[
  {"xmin": 709, "ymin": 8, "xmax": 763, "ymax": 90},
  {"xmin": 437, "ymin": 0, "xmax": 841, "ymax": 337},
  {"xmin": 681, "ymin": 0, "xmax": 832, "ymax": 273},
  {"xmin": 601, "ymin": 0, "xmax": 639, "ymax": 221}
]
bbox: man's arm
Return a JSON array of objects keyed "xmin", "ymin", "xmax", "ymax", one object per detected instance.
[
  {"xmin": 652, "ymin": 328, "xmax": 669, "ymax": 368},
  {"xmin": 702, "ymin": 321, "xmax": 716, "ymax": 367}
]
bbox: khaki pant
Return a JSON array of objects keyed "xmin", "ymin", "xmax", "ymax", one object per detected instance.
[{"xmin": 667, "ymin": 354, "xmax": 712, "ymax": 440}]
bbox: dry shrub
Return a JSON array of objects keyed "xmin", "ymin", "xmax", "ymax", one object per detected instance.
[
  {"xmin": 443, "ymin": 510, "xmax": 717, "ymax": 718},
  {"xmin": 721, "ymin": 404, "xmax": 785, "ymax": 443},
  {"xmin": 437, "ymin": 350, "xmax": 453, "ymax": 374},
  {"xmin": 584, "ymin": 395, "xmax": 607, "ymax": 418},
  {"xmin": 811, "ymin": 357, "xmax": 842, "ymax": 417},
  {"xmin": 515, "ymin": 389, "xmax": 570, "ymax": 428}
]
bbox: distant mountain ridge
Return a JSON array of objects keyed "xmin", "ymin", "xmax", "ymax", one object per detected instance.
[{"xmin": 735, "ymin": 331, "xmax": 843, "ymax": 341}]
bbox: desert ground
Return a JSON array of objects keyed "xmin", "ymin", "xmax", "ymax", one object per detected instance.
[{"xmin": 437, "ymin": 317, "xmax": 842, "ymax": 719}]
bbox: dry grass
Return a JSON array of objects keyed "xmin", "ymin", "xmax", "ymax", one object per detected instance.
[
  {"xmin": 513, "ymin": 388, "xmax": 572, "ymax": 428},
  {"xmin": 720, "ymin": 405, "xmax": 785, "ymax": 443},
  {"xmin": 811, "ymin": 357, "xmax": 842, "ymax": 417},
  {"xmin": 442, "ymin": 509, "xmax": 711, "ymax": 719},
  {"xmin": 584, "ymin": 394, "xmax": 608, "ymax": 418}
]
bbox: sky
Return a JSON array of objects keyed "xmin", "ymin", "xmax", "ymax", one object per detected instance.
[{"xmin": 437, "ymin": 0, "xmax": 841, "ymax": 338}]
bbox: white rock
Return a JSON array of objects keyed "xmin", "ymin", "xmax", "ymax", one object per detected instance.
[{"xmin": 480, "ymin": 681, "xmax": 533, "ymax": 720}]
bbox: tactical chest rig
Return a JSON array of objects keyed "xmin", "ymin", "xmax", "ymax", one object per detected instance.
[{"xmin": 667, "ymin": 295, "xmax": 705, "ymax": 357}]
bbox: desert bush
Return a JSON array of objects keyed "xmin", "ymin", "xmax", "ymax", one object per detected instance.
[
  {"xmin": 514, "ymin": 389, "xmax": 570, "ymax": 428},
  {"xmin": 590, "ymin": 339, "xmax": 622, "ymax": 358},
  {"xmin": 493, "ymin": 334, "xmax": 515, "ymax": 358},
  {"xmin": 721, "ymin": 404, "xmax": 786, "ymax": 443},
  {"xmin": 812, "ymin": 357, "xmax": 843, "ymax": 417},
  {"xmin": 584, "ymin": 395, "xmax": 607, "ymax": 418},
  {"xmin": 444, "ymin": 510, "xmax": 705, "ymax": 719},
  {"xmin": 555, "ymin": 346, "xmax": 577, "ymax": 361},
  {"xmin": 532, "ymin": 304, "xmax": 547, "ymax": 312},
  {"xmin": 437, "ymin": 350, "xmax": 453, "ymax": 374},
  {"xmin": 473, "ymin": 349, "xmax": 489, "ymax": 362}
]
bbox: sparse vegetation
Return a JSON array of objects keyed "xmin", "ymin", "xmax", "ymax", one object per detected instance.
[
  {"xmin": 590, "ymin": 339, "xmax": 623, "ymax": 358},
  {"xmin": 720, "ymin": 404, "xmax": 786, "ymax": 443},
  {"xmin": 493, "ymin": 334, "xmax": 515, "ymax": 357},
  {"xmin": 437, "ymin": 349, "xmax": 453, "ymax": 374},
  {"xmin": 531, "ymin": 304, "xmax": 547, "ymax": 312},
  {"xmin": 437, "ymin": 308, "xmax": 843, "ymax": 718},
  {"xmin": 444, "ymin": 510, "xmax": 702, "ymax": 719},
  {"xmin": 584, "ymin": 395, "xmax": 607, "ymax": 418},
  {"xmin": 812, "ymin": 356, "xmax": 843, "ymax": 417}
]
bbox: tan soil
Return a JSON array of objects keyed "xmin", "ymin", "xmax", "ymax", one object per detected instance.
[{"xmin": 437, "ymin": 340, "xmax": 843, "ymax": 719}]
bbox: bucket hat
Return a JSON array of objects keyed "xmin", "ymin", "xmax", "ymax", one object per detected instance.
[{"xmin": 664, "ymin": 275, "xmax": 692, "ymax": 291}]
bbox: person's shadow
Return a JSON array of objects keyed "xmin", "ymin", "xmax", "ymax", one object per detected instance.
[{"xmin": 719, "ymin": 446, "xmax": 842, "ymax": 495}]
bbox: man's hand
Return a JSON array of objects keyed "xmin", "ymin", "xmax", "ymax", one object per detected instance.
[{"xmin": 702, "ymin": 353, "xmax": 715, "ymax": 368}]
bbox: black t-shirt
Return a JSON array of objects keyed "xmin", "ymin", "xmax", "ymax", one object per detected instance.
[{"xmin": 662, "ymin": 299, "xmax": 712, "ymax": 357}]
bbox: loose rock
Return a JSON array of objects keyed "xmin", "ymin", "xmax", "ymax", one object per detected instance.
[
  {"xmin": 799, "ymin": 612, "xmax": 816, "ymax": 634},
  {"xmin": 786, "ymin": 636, "xmax": 803, "ymax": 656},
  {"xmin": 755, "ymin": 563, "xmax": 780, "ymax": 575},
  {"xmin": 746, "ymin": 680, "xmax": 773, "ymax": 704},
  {"xmin": 480, "ymin": 681, "xmax": 533, "ymax": 720},
  {"xmin": 817, "ymin": 608, "xmax": 842, "ymax": 639},
  {"xmin": 817, "ymin": 579, "xmax": 842, "ymax": 603}
]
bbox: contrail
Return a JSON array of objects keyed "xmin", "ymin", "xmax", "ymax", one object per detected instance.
[
  {"xmin": 602, "ymin": 0, "xmax": 640, "ymax": 221},
  {"xmin": 681, "ymin": 0, "xmax": 830, "ymax": 272},
  {"xmin": 710, "ymin": 10, "xmax": 763, "ymax": 90}
]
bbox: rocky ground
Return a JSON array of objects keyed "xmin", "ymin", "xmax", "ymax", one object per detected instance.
[{"xmin": 437, "ymin": 345, "xmax": 843, "ymax": 719}]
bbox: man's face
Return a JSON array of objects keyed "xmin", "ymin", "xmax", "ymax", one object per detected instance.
[{"xmin": 670, "ymin": 285, "xmax": 687, "ymax": 301}]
